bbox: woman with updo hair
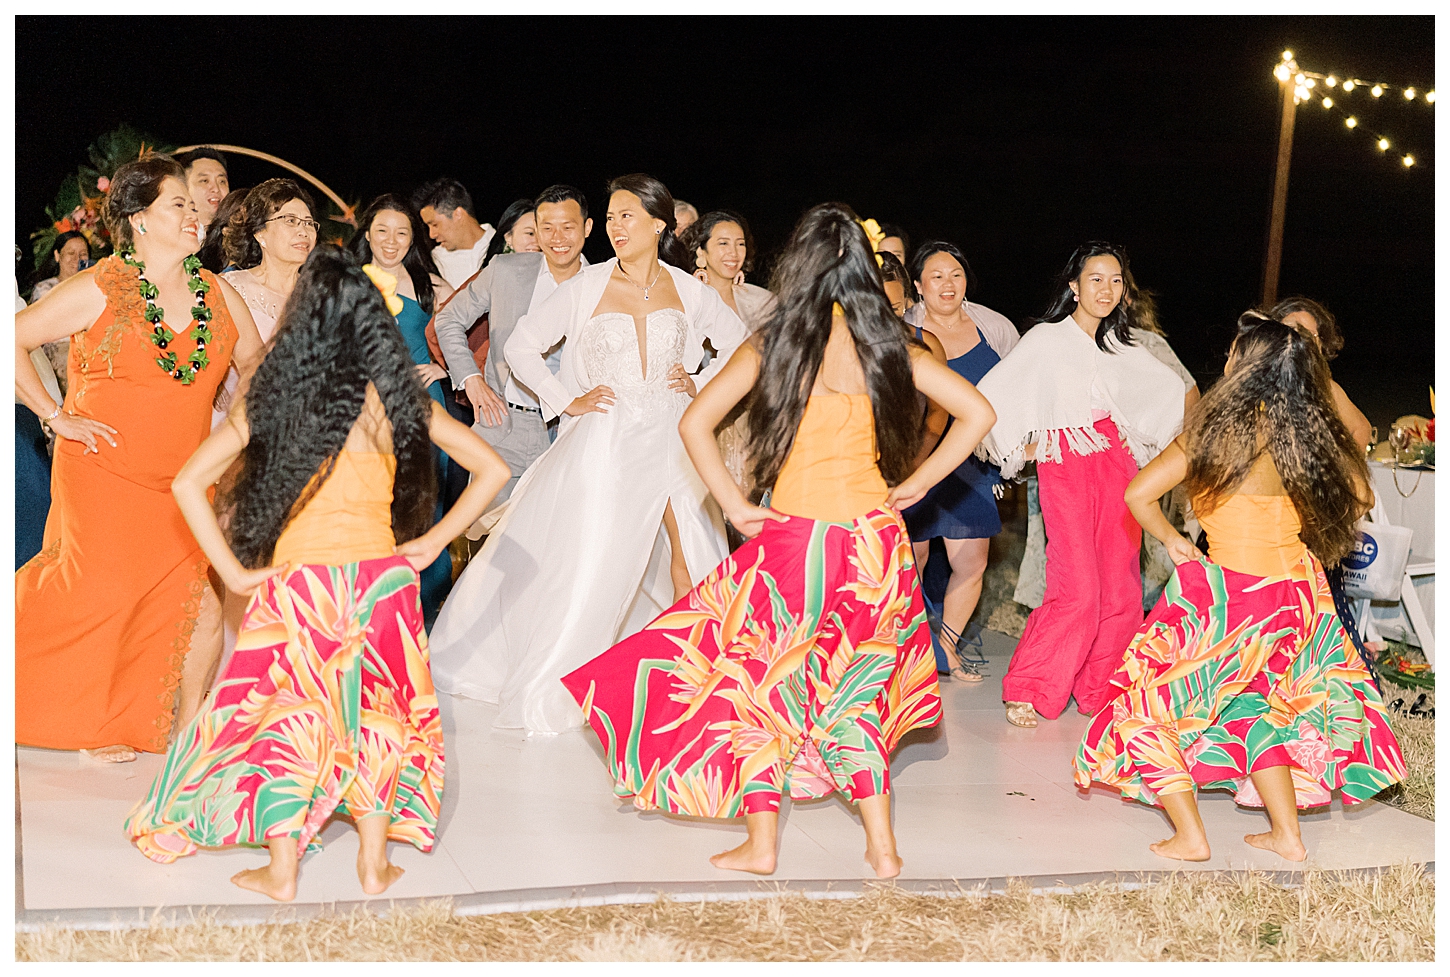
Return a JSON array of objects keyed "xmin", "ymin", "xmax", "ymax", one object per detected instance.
[
  {"xmin": 483, "ymin": 197, "xmax": 541, "ymax": 267},
  {"xmin": 682, "ymin": 209, "xmax": 776, "ymax": 505},
  {"xmin": 429, "ymin": 173, "xmax": 749, "ymax": 734},
  {"xmin": 195, "ymin": 186, "xmax": 249, "ymax": 274},
  {"xmin": 15, "ymin": 153, "xmax": 264, "ymax": 762}
]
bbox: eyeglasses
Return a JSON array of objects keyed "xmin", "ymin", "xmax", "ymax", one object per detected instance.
[{"xmin": 266, "ymin": 215, "xmax": 321, "ymax": 233}]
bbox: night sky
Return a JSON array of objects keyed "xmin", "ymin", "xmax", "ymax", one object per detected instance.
[{"xmin": 15, "ymin": 15, "xmax": 1435, "ymax": 432}]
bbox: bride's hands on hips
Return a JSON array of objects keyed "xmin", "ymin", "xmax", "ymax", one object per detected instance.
[
  {"xmin": 565, "ymin": 385, "xmax": 615, "ymax": 416},
  {"xmin": 667, "ymin": 364, "xmax": 697, "ymax": 398}
]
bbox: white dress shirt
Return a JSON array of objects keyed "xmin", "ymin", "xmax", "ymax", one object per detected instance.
[
  {"xmin": 504, "ymin": 260, "xmax": 565, "ymax": 410},
  {"xmin": 431, "ymin": 224, "xmax": 496, "ymax": 290}
]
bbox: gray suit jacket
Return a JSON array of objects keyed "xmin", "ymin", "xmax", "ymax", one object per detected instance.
[{"xmin": 434, "ymin": 251, "xmax": 552, "ymax": 398}]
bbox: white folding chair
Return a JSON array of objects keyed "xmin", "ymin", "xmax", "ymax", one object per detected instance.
[{"xmin": 1354, "ymin": 498, "xmax": 1435, "ymax": 668}]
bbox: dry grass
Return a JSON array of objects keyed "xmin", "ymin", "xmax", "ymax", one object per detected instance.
[
  {"xmin": 1376, "ymin": 678, "xmax": 1435, "ymax": 820},
  {"xmin": 18, "ymin": 864, "xmax": 1433, "ymax": 962}
]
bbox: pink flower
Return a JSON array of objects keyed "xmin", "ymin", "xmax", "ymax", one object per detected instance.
[
  {"xmin": 96, "ymin": 176, "xmax": 110, "ymax": 192},
  {"xmin": 1285, "ymin": 721, "xmax": 1332, "ymax": 781}
]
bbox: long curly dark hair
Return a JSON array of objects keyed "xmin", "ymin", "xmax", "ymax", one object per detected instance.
[
  {"xmin": 1033, "ymin": 241, "xmax": 1135, "ymax": 352},
  {"xmin": 750, "ymin": 203, "xmax": 922, "ymax": 494},
  {"xmin": 223, "ymin": 247, "xmax": 437, "ymax": 569},
  {"xmin": 1185, "ymin": 312, "xmax": 1370, "ymax": 566}
]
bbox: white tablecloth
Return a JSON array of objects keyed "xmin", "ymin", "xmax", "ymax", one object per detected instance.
[{"xmin": 1366, "ymin": 462, "xmax": 1434, "ymax": 644}]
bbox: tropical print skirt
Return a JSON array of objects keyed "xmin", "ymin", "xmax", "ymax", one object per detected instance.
[
  {"xmin": 561, "ymin": 508, "xmax": 942, "ymax": 818},
  {"xmin": 126, "ymin": 556, "xmax": 445, "ymax": 862},
  {"xmin": 1074, "ymin": 554, "xmax": 1405, "ymax": 808}
]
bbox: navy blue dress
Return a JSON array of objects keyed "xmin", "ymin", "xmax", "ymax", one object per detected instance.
[{"xmin": 904, "ymin": 325, "xmax": 1002, "ymax": 541}]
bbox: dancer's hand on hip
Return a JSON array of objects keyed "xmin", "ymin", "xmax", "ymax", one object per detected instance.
[
  {"xmin": 465, "ymin": 375, "xmax": 508, "ymax": 427},
  {"xmin": 727, "ymin": 502, "xmax": 788, "ymax": 538},
  {"xmin": 223, "ymin": 563, "xmax": 284, "ymax": 598},
  {"xmin": 1164, "ymin": 535, "xmax": 1205, "ymax": 565},
  {"xmin": 396, "ymin": 536, "xmax": 445, "ymax": 572},
  {"xmin": 565, "ymin": 385, "xmax": 616, "ymax": 416},
  {"xmin": 885, "ymin": 474, "xmax": 931, "ymax": 511}
]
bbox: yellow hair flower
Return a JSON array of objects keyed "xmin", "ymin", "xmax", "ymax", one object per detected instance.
[
  {"xmin": 858, "ymin": 217, "xmax": 886, "ymax": 252},
  {"xmin": 361, "ymin": 263, "xmax": 405, "ymax": 316}
]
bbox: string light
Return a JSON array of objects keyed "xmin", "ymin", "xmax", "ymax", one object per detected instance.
[{"xmin": 1272, "ymin": 55, "xmax": 1429, "ymax": 168}]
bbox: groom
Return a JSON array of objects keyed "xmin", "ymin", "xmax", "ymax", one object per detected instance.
[{"xmin": 434, "ymin": 185, "xmax": 593, "ymax": 511}]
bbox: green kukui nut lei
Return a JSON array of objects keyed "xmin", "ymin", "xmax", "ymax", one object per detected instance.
[{"xmin": 120, "ymin": 250, "xmax": 214, "ymax": 384}]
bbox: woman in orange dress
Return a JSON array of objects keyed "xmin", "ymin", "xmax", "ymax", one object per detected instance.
[{"xmin": 14, "ymin": 155, "xmax": 264, "ymax": 761}]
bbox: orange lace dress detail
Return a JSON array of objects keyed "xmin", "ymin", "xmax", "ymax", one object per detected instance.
[{"xmin": 16, "ymin": 255, "xmax": 239, "ymax": 752}]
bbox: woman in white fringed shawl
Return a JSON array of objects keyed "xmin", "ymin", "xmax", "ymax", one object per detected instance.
[{"xmin": 973, "ymin": 242, "xmax": 1184, "ymax": 729}]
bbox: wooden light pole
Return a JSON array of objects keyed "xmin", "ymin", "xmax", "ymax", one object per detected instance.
[{"xmin": 1262, "ymin": 56, "xmax": 1299, "ymax": 308}]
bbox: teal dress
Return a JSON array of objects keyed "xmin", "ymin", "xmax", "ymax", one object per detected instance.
[{"xmin": 395, "ymin": 294, "xmax": 453, "ymax": 629}]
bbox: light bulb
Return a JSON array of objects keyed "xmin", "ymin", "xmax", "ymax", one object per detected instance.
[
  {"xmin": 1282, "ymin": 49, "xmax": 1293, "ymax": 61},
  {"xmin": 1343, "ymin": 80, "xmax": 1355, "ymax": 92},
  {"xmin": 1295, "ymin": 73, "xmax": 1306, "ymax": 85},
  {"xmin": 1305, "ymin": 77, "xmax": 1316, "ymax": 88},
  {"xmin": 1404, "ymin": 87, "xmax": 1416, "ymax": 100},
  {"xmin": 1294, "ymin": 86, "xmax": 1309, "ymax": 102},
  {"xmin": 1345, "ymin": 116, "xmax": 1358, "ymax": 128},
  {"xmin": 1274, "ymin": 63, "xmax": 1291, "ymax": 82},
  {"xmin": 1326, "ymin": 75, "xmax": 1338, "ymax": 88},
  {"xmin": 1427, "ymin": 90, "xmax": 1436, "ymax": 103},
  {"xmin": 1372, "ymin": 85, "xmax": 1384, "ymax": 97},
  {"xmin": 1402, "ymin": 154, "xmax": 1415, "ymax": 167},
  {"xmin": 1322, "ymin": 96, "xmax": 1334, "ymax": 108},
  {"xmin": 1378, "ymin": 137, "xmax": 1390, "ymax": 150}
]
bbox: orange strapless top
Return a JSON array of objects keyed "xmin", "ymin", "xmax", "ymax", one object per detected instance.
[
  {"xmin": 1196, "ymin": 493, "xmax": 1307, "ymax": 578},
  {"xmin": 771, "ymin": 394, "xmax": 889, "ymax": 523},
  {"xmin": 273, "ymin": 450, "xmax": 398, "ymax": 566}
]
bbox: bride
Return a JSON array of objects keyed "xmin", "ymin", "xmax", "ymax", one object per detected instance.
[{"xmin": 429, "ymin": 174, "xmax": 748, "ymax": 733}]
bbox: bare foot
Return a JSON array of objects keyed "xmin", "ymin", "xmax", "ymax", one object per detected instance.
[
  {"xmin": 865, "ymin": 845, "xmax": 903, "ymax": 879},
  {"xmin": 358, "ymin": 856, "xmax": 406, "ymax": 895},
  {"xmin": 710, "ymin": 839, "xmax": 777, "ymax": 875},
  {"xmin": 1245, "ymin": 830, "xmax": 1307, "ymax": 861},
  {"xmin": 1149, "ymin": 833, "xmax": 1212, "ymax": 861},
  {"xmin": 231, "ymin": 864, "xmax": 297, "ymax": 901},
  {"xmin": 83, "ymin": 745, "xmax": 137, "ymax": 763}
]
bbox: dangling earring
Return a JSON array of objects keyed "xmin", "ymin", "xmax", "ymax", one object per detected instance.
[{"xmin": 695, "ymin": 254, "xmax": 707, "ymax": 269}]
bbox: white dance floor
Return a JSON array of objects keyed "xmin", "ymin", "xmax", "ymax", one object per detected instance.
[{"xmin": 17, "ymin": 630, "xmax": 1434, "ymax": 927}]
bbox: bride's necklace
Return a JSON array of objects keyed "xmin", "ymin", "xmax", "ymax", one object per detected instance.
[
  {"xmin": 120, "ymin": 250, "xmax": 214, "ymax": 385},
  {"xmin": 617, "ymin": 261, "xmax": 662, "ymax": 301}
]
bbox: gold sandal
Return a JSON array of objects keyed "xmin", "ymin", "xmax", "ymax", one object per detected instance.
[{"xmin": 1004, "ymin": 701, "xmax": 1038, "ymax": 728}]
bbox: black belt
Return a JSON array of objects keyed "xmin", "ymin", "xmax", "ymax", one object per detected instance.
[{"xmin": 508, "ymin": 402, "xmax": 541, "ymax": 414}]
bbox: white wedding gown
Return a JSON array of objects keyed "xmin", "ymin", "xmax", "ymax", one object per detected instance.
[{"xmin": 428, "ymin": 308, "xmax": 729, "ymax": 733}]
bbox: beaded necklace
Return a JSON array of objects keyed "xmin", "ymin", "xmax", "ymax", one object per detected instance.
[{"xmin": 119, "ymin": 250, "xmax": 213, "ymax": 384}]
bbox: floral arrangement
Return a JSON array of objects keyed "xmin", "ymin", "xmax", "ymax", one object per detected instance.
[{"xmin": 30, "ymin": 124, "xmax": 174, "ymax": 271}]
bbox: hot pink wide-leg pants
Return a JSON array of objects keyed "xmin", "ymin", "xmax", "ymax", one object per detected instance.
[{"xmin": 1002, "ymin": 418, "xmax": 1143, "ymax": 719}]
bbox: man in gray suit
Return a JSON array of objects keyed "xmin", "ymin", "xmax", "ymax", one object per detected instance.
[{"xmin": 434, "ymin": 185, "xmax": 593, "ymax": 509}]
